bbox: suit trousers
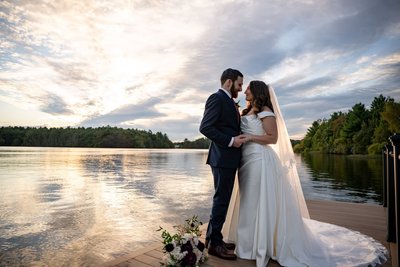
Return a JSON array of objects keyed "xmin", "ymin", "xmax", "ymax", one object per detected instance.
[{"xmin": 206, "ymin": 166, "xmax": 237, "ymax": 246}]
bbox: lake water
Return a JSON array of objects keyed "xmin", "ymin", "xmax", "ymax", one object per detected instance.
[{"xmin": 0, "ymin": 147, "xmax": 383, "ymax": 266}]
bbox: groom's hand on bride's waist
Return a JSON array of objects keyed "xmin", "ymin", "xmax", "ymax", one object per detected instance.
[{"xmin": 232, "ymin": 135, "xmax": 246, "ymax": 148}]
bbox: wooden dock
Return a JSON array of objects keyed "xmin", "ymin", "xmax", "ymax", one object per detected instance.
[{"xmin": 104, "ymin": 200, "xmax": 393, "ymax": 267}]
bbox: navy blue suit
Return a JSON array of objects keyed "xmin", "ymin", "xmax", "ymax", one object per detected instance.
[{"xmin": 199, "ymin": 89, "xmax": 241, "ymax": 246}]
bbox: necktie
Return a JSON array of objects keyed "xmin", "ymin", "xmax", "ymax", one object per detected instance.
[{"xmin": 232, "ymin": 98, "xmax": 240, "ymax": 123}]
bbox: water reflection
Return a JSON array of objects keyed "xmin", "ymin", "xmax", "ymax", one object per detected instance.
[
  {"xmin": 0, "ymin": 147, "xmax": 383, "ymax": 266},
  {"xmin": 296, "ymin": 153, "xmax": 383, "ymax": 204}
]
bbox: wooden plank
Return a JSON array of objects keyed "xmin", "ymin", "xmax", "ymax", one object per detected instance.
[
  {"xmin": 134, "ymin": 254, "xmax": 161, "ymax": 266},
  {"xmin": 105, "ymin": 200, "xmax": 392, "ymax": 267},
  {"xmin": 145, "ymin": 249, "xmax": 164, "ymax": 259},
  {"xmin": 206, "ymin": 256, "xmax": 254, "ymax": 267},
  {"xmin": 103, "ymin": 242, "xmax": 161, "ymax": 266},
  {"xmin": 117, "ymin": 259, "xmax": 152, "ymax": 267},
  {"xmin": 390, "ymin": 243, "xmax": 397, "ymax": 267},
  {"xmin": 154, "ymin": 247, "xmax": 163, "ymax": 253},
  {"xmin": 203, "ymin": 256, "xmax": 280, "ymax": 267}
]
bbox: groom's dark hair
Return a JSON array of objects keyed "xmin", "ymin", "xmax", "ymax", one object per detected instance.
[{"xmin": 220, "ymin": 68, "xmax": 243, "ymax": 85}]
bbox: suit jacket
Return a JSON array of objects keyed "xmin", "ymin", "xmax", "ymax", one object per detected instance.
[{"xmin": 199, "ymin": 89, "xmax": 241, "ymax": 169}]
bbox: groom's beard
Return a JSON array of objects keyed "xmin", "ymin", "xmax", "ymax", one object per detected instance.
[{"xmin": 230, "ymin": 84, "xmax": 238, "ymax": 98}]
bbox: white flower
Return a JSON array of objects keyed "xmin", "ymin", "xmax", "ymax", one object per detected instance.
[
  {"xmin": 163, "ymin": 254, "xmax": 176, "ymax": 266},
  {"xmin": 193, "ymin": 236, "xmax": 199, "ymax": 246},
  {"xmin": 182, "ymin": 233, "xmax": 192, "ymax": 242},
  {"xmin": 170, "ymin": 246, "xmax": 186, "ymax": 261},
  {"xmin": 194, "ymin": 249, "xmax": 203, "ymax": 263}
]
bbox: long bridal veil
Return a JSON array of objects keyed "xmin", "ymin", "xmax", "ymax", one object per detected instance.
[{"xmin": 266, "ymin": 85, "xmax": 309, "ymax": 219}]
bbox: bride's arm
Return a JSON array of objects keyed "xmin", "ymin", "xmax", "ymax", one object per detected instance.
[{"xmin": 242, "ymin": 116, "xmax": 278, "ymax": 145}]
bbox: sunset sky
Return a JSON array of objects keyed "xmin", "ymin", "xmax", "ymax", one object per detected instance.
[{"xmin": 1, "ymin": 0, "xmax": 399, "ymax": 141}]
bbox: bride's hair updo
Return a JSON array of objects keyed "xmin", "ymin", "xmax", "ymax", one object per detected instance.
[{"xmin": 242, "ymin": 80, "xmax": 274, "ymax": 116}]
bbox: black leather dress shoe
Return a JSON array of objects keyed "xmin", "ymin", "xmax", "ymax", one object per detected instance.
[
  {"xmin": 223, "ymin": 241, "xmax": 236, "ymax": 250},
  {"xmin": 205, "ymin": 240, "xmax": 236, "ymax": 250},
  {"xmin": 208, "ymin": 244, "xmax": 237, "ymax": 260}
]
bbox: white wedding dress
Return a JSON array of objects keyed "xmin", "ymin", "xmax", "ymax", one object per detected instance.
[{"xmin": 222, "ymin": 111, "xmax": 387, "ymax": 267}]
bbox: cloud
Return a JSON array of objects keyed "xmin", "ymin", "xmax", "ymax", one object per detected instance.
[
  {"xmin": 311, "ymin": 1, "xmax": 400, "ymax": 49},
  {"xmin": 80, "ymin": 96, "xmax": 164, "ymax": 127},
  {"xmin": 39, "ymin": 93, "xmax": 73, "ymax": 115},
  {"xmin": 80, "ymin": 87, "xmax": 206, "ymax": 141}
]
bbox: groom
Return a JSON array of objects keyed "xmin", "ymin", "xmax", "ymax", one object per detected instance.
[{"xmin": 199, "ymin": 68, "xmax": 244, "ymax": 260}]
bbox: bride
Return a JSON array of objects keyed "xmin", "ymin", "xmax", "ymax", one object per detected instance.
[{"xmin": 222, "ymin": 80, "xmax": 387, "ymax": 267}]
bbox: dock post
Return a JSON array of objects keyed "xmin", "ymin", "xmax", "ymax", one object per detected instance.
[
  {"xmin": 389, "ymin": 133, "xmax": 400, "ymax": 266},
  {"xmin": 383, "ymin": 145, "xmax": 389, "ymax": 207},
  {"xmin": 387, "ymin": 143, "xmax": 396, "ymax": 242}
]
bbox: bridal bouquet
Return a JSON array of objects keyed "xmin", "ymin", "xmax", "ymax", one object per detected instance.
[{"xmin": 157, "ymin": 215, "xmax": 207, "ymax": 267}]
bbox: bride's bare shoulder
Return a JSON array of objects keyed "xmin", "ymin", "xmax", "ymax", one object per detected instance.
[{"xmin": 262, "ymin": 106, "xmax": 273, "ymax": 112}]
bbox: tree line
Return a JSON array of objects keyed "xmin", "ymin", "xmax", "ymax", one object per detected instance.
[
  {"xmin": 0, "ymin": 125, "xmax": 213, "ymax": 149},
  {"xmin": 293, "ymin": 95, "xmax": 400, "ymax": 154},
  {"xmin": 174, "ymin": 137, "xmax": 211, "ymax": 149},
  {"xmin": 0, "ymin": 126, "xmax": 174, "ymax": 148}
]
